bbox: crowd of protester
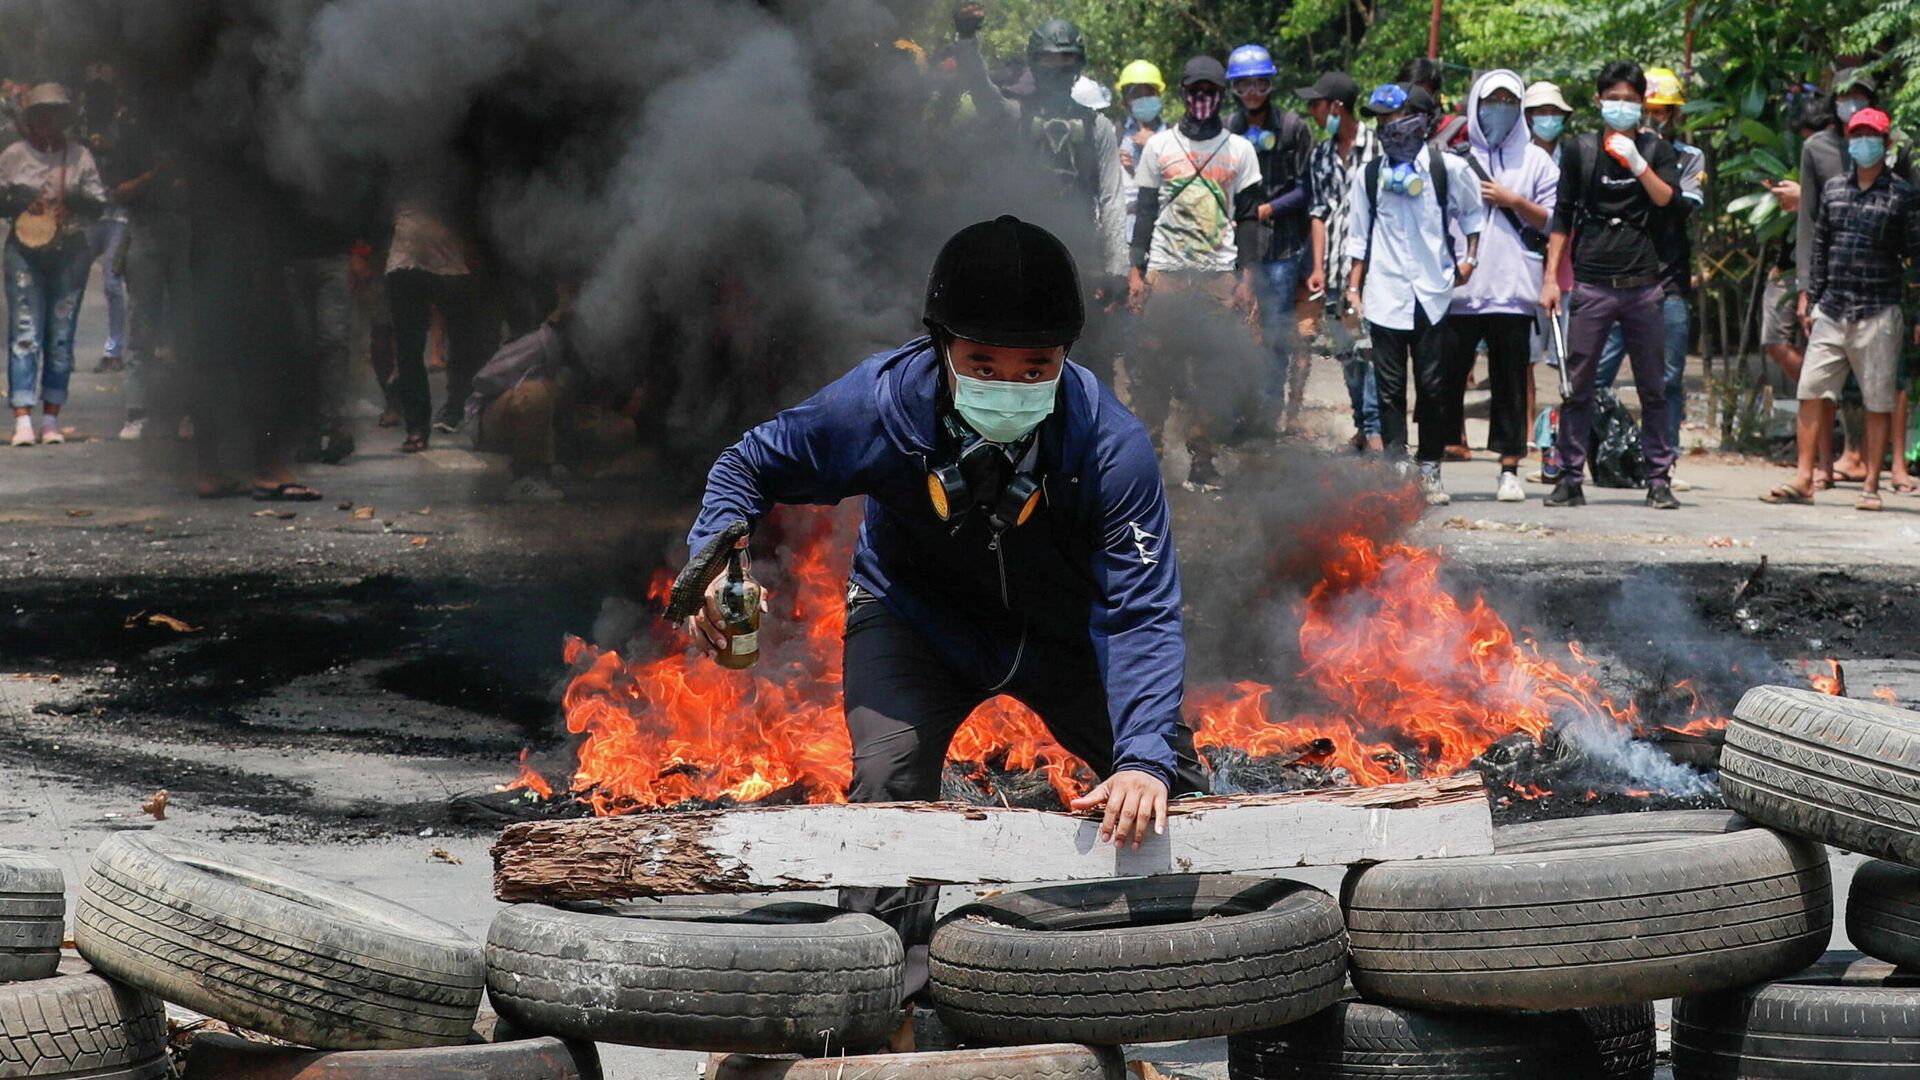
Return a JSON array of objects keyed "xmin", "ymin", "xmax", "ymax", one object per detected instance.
[
  {"xmin": 0, "ymin": 64, "xmax": 611, "ymax": 504},
  {"xmin": 937, "ymin": 6, "xmax": 1920, "ymax": 510},
  {"xmin": 3, "ymin": 7, "xmax": 1918, "ymax": 513}
]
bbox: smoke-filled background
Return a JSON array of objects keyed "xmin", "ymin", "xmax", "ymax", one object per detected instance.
[
  {"xmin": 1, "ymin": 0, "xmax": 1770, "ymax": 806},
  {"xmin": 7, "ymin": 0, "xmax": 1208, "ymax": 459}
]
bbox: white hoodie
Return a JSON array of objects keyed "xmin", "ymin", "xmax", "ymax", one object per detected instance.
[{"xmin": 1451, "ymin": 69, "xmax": 1559, "ymax": 315}]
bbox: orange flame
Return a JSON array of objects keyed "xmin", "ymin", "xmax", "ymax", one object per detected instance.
[
  {"xmin": 498, "ymin": 748, "xmax": 554, "ymax": 800},
  {"xmin": 521, "ymin": 500, "xmax": 1750, "ymax": 813},
  {"xmin": 1873, "ymin": 687, "xmax": 1899, "ymax": 705},
  {"xmin": 1804, "ymin": 658, "xmax": 1844, "ymax": 696}
]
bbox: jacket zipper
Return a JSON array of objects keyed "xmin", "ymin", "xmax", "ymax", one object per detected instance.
[{"xmin": 984, "ymin": 533, "xmax": 1027, "ymax": 693}]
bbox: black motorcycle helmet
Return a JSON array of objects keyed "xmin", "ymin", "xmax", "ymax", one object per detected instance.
[
  {"xmin": 1026, "ymin": 18, "xmax": 1086, "ymax": 95},
  {"xmin": 1027, "ymin": 19, "xmax": 1087, "ymax": 64},
  {"xmin": 923, "ymin": 216, "xmax": 1084, "ymax": 349}
]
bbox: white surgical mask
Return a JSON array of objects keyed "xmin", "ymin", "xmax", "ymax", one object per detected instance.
[
  {"xmin": 947, "ymin": 351, "xmax": 1060, "ymax": 443},
  {"xmin": 1599, "ymin": 100, "xmax": 1642, "ymax": 132}
]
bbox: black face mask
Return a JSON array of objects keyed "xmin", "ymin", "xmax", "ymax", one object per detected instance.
[{"xmin": 1031, "ymin": 60, "xmax": 1079, "ymax": 99}]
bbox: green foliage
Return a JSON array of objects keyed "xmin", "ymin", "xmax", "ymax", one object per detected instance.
[
  {"xmin": 909, "ymin": 0, "xmax": 1916, "ymax": 259},
  {"xmin": 1842, "ymin": 0, "xmax": 1920, "ymax": 131}
]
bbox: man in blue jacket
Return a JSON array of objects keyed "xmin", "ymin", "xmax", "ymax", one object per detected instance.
[{"xmin": 682, "ymin": 215, "xmax": 1205, "ymax": 998}]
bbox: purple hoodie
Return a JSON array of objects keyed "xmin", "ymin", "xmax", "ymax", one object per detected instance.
[{"xmin": 1451, "ymin": 69, "xmax": 1559, "ymax": 315}]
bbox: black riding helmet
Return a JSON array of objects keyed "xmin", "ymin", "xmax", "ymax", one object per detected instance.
[
  {"xmin": 1027, "ymin": 19, "xmax": 1087, "ymax": 65},
  {"xmin": 924, "ymin": 216, "xmax": 1084, "ymax": 349}
]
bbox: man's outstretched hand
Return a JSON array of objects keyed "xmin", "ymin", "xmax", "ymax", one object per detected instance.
[
  {"xmin": 1070, "ymin": 770, "xmax": 1169, "ymax": 848},
  {"xmin": 953, "ymin": 2, "xmax": 986, "ymax": 37}
]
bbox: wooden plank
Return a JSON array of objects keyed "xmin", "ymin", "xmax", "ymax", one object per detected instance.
[{"xmin": 492, "ymin": 774, "xmax": 1492, "ymax": 903}]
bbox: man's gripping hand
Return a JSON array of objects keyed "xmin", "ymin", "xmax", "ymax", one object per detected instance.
[
  {"xmin": 1604, "ymin": 133, "xmax": 1648, "ymax": 177},
  {"xmin": 953, "ymin": 2, "xmax": 986, "ymax": 37},
  {"xmin": 1070, "ymin": 769, "xmax": 1169, "ymax": 849}
]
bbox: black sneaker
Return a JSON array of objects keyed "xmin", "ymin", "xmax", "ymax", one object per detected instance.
[
  {"xmin": 1544, "ymin": 477, "xmax": 1586, "ymax": 507},
  {"xmin": 1646, "ymin": 482, "xmax": 1680, "ymax": 510},
  {"xmin": 432, "ymin": 404, "xmax": 463, "ymax": 434}
]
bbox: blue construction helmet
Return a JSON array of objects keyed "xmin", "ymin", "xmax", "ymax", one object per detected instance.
[{"xmin": 1226, "ymin": 44, "xmax": 1276, "ymax": 81}]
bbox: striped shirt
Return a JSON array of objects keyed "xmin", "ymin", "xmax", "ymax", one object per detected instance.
[{"xmin": 1308, "ymin": 124, "xmax": 1379, "ymax": 303}]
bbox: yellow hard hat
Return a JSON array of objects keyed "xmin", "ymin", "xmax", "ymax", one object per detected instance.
[
  {"xmin": 1645, "ymin": 67, "xmax": 1685, "ymax": 107},
  {"xmin": 1118, "ymin": 59, "xmax": 1166, "ymax": 95}
]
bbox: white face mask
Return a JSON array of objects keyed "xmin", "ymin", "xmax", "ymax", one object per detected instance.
[{"xmin": 947, "ymin": 350, "xmax": 1060, "ymax": 443}]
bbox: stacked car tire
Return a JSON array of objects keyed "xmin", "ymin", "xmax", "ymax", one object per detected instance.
[
  {"xmin": 509, "ymin": 687, "xmax": 1890, "ymax": 1078},
  {"xmin": 0, "ymin": 848, "xmax": 173, "ymax": 1080},
  {"xmin": 0, "ymin": 835, "xmax": 599, "ymax": 1079},
  {"xmin": 1672, "ymin": 684, "xmax": 1920, "ymax": 1078}
]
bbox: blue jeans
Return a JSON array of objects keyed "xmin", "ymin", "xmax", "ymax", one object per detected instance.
[
  {"xmin": 1256, "ymin": 250, "xmax": 1310, "ymax": 411},
  {"xmin": 1596, "ymin": 292, "xmax": 1689, "ymax": 450},
  {"xmin": 6, "ymin": 240, "xmax": 92, "ymax": 409},
  {"xmin": 88, "ymin": 217, "xmax": 128, "ymax": 360},
  {"xmin": 1341, "ymin": 351, "xmax": 1381, "ymax": 437}
]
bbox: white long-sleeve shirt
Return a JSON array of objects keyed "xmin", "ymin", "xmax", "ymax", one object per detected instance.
[
  {"xmin": 0, "ymin": 139, "xmax": 107, "ymax": 208},
  {"xmin": 1343, "ymin": 150, "xmax": 1485, "ymax": 330}
]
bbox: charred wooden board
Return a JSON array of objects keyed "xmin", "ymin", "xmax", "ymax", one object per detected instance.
[{"xmin": 491, "ymin": 774, "xmax": 1493, "ymax": 902}]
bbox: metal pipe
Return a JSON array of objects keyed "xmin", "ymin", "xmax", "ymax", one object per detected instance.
[{"xmin": 1428, "ymin": 0, "xmax": 1443, "ymax": 59}]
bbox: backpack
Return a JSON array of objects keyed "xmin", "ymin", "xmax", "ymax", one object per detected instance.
[
  {"xmin": 1561, "ymin": 131, "xmax": 1665, "ymax": 239},
  {"xmin": 1019, "ymin": 98, "xmax": 1101, "ymax": 202},
  {"xmin": 1362, "ymin": 145, "xmax": 1454, "ymax": 268}
]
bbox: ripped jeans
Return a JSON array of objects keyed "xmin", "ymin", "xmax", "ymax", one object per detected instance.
[{"xmin": 6, "ymin": 239, "xmax": 92, "ymax": 409}]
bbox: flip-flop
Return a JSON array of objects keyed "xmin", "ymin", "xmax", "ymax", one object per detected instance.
[
  {"xmin": 1891, "ymin": 480, "xmax": 1919, "ymax": 495},
  {"xmin": 1857, "ymin": 492, "xmax": 1884, "ymax": 512},
  {"xmin": 1760, "ymin": 484, "xmax": 1814, "ymax": 505},
  {"xmin": 252, "ymin": 482, "xmax": 324, "ymax": 502}
]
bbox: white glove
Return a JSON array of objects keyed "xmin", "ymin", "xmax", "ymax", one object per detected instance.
[{"xmin": 1606, "ymin": 132, "xmax": 1648, "ymax": 177}]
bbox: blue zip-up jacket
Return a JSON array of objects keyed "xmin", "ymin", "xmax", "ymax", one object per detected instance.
[{"xmin": 688, "ymin": 337, "xmax": 1185, "ymax": 787}]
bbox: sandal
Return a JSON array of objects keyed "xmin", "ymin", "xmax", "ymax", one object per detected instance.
[
  {"xmin": 252, "ymin": 482, "xmax": 324, "ymax": 502},
  {"xmin": 1856, "ymin": 491, "xmax": 1884, "ymax": 512},
  {"xmin": 1891, "ymin": 479, "xmax": 1918, "ymax": 495},
  {"xmin": 1760, "ymin": 484, "xmax": 1814, "ymax": 505},
  {"xmin": 399, "ymin": 434, "xmax": 429, "ymax": 454}
]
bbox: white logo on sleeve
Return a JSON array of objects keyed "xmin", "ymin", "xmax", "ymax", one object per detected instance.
[{"xmin": 1127, "ymin": 522, "xmax": 1160, "ymax": 566}]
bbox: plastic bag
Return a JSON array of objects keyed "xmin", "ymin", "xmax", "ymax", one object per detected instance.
[{"xmin": 1587, "ymin": 388, "xmax": 1648, "ymax": 488}]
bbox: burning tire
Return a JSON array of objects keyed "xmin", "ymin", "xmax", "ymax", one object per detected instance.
[
  {"xmin": 708, "ymin": 1044, "xmax": 1126, "ymax": 1080},
  {"xmin": 0, "ymin": 848, "xmax": 63, "ymax": 982},
  {"xmin": 179, "ymin": 1030, "xmax": 602, "ymax": 1080},
  {"xmin": 926, "ymin": 875, "xmax": 1348, "ymax": 1046},
  {"xmin": 72, "ymin": 834, "xmax": 485, "ymax": 1050},
  {"xmin": 1343, "ymin": 826, "xmax": 1831, "ymax": 1010},
  {"xmin": 1226, "ymin": 1001, "xmax": 1656, "ymax": 1080},
  {"xmin": 1720, "ymin": 684, "xmax": 1920, "ymax": 867},
  {"xmin": 1846, "ymin": 859, "xmax": 1920, "ymax": 968},
  {"xmin": 0, "ymin": 964, "xmax": 169, "ymax": 1079},
  {"xmin": 1672, "ymin": 950, "xmax": 1920, "ymax": 1079},
  {"xmin": 484, "ymin": 898, "xmax": 903, "ymax": 1054}
]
